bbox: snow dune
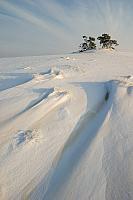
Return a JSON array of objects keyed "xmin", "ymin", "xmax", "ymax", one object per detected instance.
[{"xmin": 0, "ymin": 50, "xmax": 133, "ymax": 200}]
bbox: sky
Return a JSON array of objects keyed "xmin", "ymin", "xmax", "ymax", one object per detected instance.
[{"xmin": 0, "ymin": 0, "xmax": 133, "ymax": 57}]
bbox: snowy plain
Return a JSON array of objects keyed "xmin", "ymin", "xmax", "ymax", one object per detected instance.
[{"xmin": 0, "ymin": 50, "xmax": 133, "ymax": 200}]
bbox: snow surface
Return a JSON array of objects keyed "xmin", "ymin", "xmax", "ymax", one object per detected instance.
[{"xmin": 0, "ymin": 50, "xmax": 133, "ymax": 200}]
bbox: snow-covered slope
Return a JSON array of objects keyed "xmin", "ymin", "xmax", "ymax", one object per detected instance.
[{"xmin": 0, "ymin": 50, "xmax": 133, "ymax": 200}]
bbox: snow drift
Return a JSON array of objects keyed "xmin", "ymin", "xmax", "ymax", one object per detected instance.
[{"xmin": 0, "ymin": 50, "xmax": 133, "ymax": 200}]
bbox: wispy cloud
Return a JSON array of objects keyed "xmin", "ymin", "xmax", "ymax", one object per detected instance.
[
  {"xmin": 0, "ymin": 0, "xmax": 73, "ymax": 40},
  {"xmin": 0, "ymin": 0, "xmax": 133, "ymax": 57}
]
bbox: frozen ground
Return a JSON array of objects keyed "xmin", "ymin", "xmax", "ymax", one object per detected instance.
[{"xmin": 0, "ymin": 50, "xmax": 133, "ymax": 200}]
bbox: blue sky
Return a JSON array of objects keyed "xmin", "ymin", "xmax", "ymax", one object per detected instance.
[{"xmin": 0, "ymin": 0, "xmax": 133, "ymax": 57}]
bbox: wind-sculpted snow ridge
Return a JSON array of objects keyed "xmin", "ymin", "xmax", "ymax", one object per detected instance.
[
  {"xmin": 0, "ymin": 87, "xmax": 69, "ymax": 137},
  {"xmin": 0, "ymin": 88, "xmax": 69, "ymax": 171},
  {"xmin": 0, "ymin": 51, "xmax": 133, "ymax": 200},
  {"xmin": 10, "ymin": 88, "xmax": 55, "ymax": 118},
  {"xmin": 30, "ymin": 80, "xmax": 114, "ymax": 200},
  {"xmin": 0, "ymin": 72, "xmax": 33, "ymax": 91},
  {"xmin": 1, "ymin": 87, "xmax": 61, "ymax": 122},
  {"xmin": 33, "ymin": 68, "xmax": 63, "ymax": 82},
  {"xmin": 30, "ymin": 79, "xmax": 133, "ymax": 200},
  {"xmin": 102, "ymin": 79, "xmax": 133, "ymax": 200}
]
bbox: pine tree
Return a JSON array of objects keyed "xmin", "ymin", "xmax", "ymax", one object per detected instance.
[
  {"xmin": 79, "ymin": 36, "xmax": 96, "ymax": 52},
  {"xmin": 88, "ymin": 37, "xmax": 96, "ymax": 49},
  {"xmin": 97, "ymin": 33, "xmax": 119, "ymax": 49}
]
